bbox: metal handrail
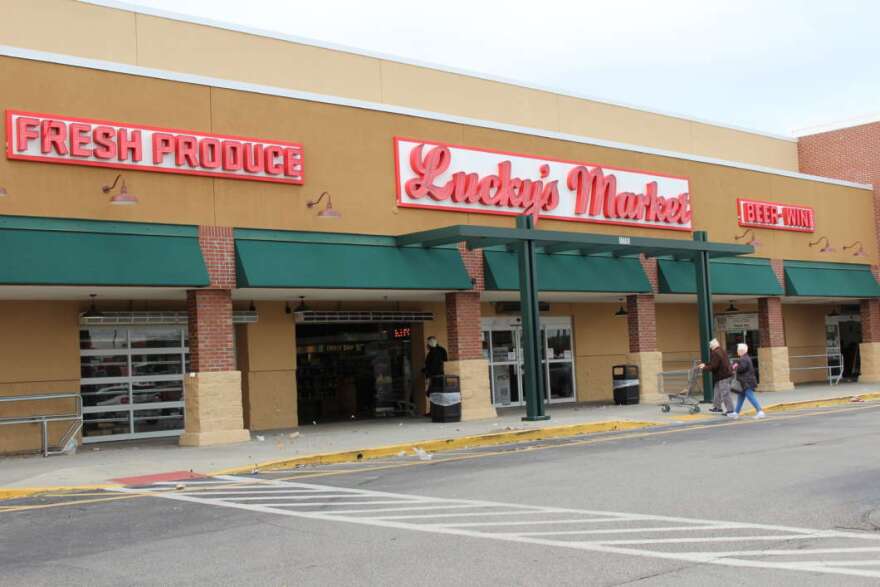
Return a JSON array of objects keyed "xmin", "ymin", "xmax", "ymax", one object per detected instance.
[
  {"xmin": 0, "ymin": 393, "xmax": 83, "ymax": 457},
  {"xmin": 789, "ymin": 349, "xmax": 844, "ymax": 385}
]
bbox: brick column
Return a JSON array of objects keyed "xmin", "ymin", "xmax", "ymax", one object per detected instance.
[
  {"xmin": 625, "ymin": 294, "xmax": 662, "ymax": 403},
  {"xmin": 757, "ymin": 296, "xmax": 794, "ymax": 392},
  {"xmin": 859, "ymin": 298, "xmax": 880, "ymax": 383},
  {"xmin": 179, "ymin": 226, "xmax": 250, "ymax": 447},
  {"xmin": 442, "ymin": 245, "xmax": 496, "ymax": 421}
]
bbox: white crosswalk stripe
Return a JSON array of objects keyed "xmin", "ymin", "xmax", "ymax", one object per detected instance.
[{"xmin": 115, "ymin": 475, "xmax": 880, "ymax": 579}]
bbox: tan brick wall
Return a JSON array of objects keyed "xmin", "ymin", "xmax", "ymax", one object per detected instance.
[
  {"xmin": 757, "ymin": 346, "xmax": 794, "ymax": 392},
  {"xmin": 179, "ymin": 370, "xmax": 249, "ymax": 446},
  {"xmin": 860, "ymin": 342, "xmax": 880, "ymax": 383},
  {"xmin": 445, "ymin": 358, "xmax": 496, "ymax": 421}
]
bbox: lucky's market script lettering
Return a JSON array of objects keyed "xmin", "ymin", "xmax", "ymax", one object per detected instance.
[
  {"xmin": 6, "ymin": 110, "xmax": 304, "ymax": 185},
  {"xmin": 395, "ymin": 138, "xmax": 691, "ymax": 231}
]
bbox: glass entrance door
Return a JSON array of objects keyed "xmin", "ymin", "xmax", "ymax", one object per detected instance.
[
  {"xmin": 79, "ymin": 326, "xmax": 189, "ymax": 442},
  {"xmin": 482, "ymin": 317, "xmax": 576, "ymax": 407}
]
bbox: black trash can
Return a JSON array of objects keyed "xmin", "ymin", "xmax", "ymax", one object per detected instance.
[
  {"xmin": 430, "ymin": 375, "xmax": 462, "ymax": 423},
  {"xmin": 612, "ymin": 365, "xmax": 640, "ymax": 405}
]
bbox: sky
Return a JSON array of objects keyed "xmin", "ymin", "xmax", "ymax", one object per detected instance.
[{"xmin": 120, "ymin": 0, "xmax": 880, "ymax": 137}]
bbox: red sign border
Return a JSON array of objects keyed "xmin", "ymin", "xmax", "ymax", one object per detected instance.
[
  {"xmin": 5, "ymin": 109, "xmax": 305, "ymax": 185},
  {"xmin": 736, "ymin": 198, "xmax": 815, "ymax": 233},
  {"xmin": 393, "ymin": 136, "xmax": 692, "ymax": 232}
]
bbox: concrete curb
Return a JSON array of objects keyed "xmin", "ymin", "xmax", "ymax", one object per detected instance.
[
  {"xmin": 3, "ymin": 392, "xmax": 878, "ymax": 502},
  {"xmin": 208, "ymin": 419, "xmax": 663, "ymax": 476},
  {"xmin": 0, "ymin": 484, "xmax": 121, "ymax": 501},
  {"xmin": 754, "ymin": 391, "xmax": 880, "ymax": 415}
]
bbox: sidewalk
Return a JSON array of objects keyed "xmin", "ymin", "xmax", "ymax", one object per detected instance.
[{"xmin": 1, "ymin": 382, "xmax": 876, "ymax": 491}]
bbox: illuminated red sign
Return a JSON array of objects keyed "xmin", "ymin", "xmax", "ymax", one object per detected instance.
[
  {"xmin": 394, "ymin": 138, "xmax": 692, "ymax": 231},
  {"xmin": 6, "ymin": 110, "xmax": 304, "ymax": 185},
  {"xmin": 737, "ymin": 198, "xmax": 815, "ymax": 233}
]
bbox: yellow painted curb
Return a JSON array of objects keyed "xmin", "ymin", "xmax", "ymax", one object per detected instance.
[
  {"xmin": 209, "ymin": 420, "xmax": 662, "ymax": 476},
  {"xmin": 741, "ymin": 392, "xmax": 880, "ymax": 415},
  {"xmin": 0, "ymin": 484, "xmax": 121, "ymax": 501}
]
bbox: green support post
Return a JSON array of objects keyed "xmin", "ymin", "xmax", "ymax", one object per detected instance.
[
  {"xmin": 516, "ymin": 215, "xmax": 550, "ymax": 421},
  {"xmin": 693, "ymin": 231, "xmax": 715, "ymax": 403}
]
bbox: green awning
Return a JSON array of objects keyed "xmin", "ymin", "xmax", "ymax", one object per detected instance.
[
  {"xmin": 784, "ymin": 261, "xmax": 880, "ymax": 297},
  {"xmin": 483, "ymin": 250, "xmax": 651, "ymax": 292},
  {"xmin": 235, "ymin": 229, "xmax": 471, "ymax": 289},
  {"xmin": 0, "ymin": 216, "xmax": 209, "ymax": 286},
  {"xmin": 658, "ymin": 257, "xmax": 784, "ymax": 296}
]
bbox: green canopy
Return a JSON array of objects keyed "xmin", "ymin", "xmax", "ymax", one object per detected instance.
[
  {"xmin": 658, "ymin": 257, "xmax": 783, "ymax": 296},
  {"xmin": 235, "ymin": 229, "xmax": 471, "ymax": 289},
  {"xmin": 483, "ymin": 250, "xmax": 651, "ymax": 292},
  {"xmin": 0, "ymin": 215, "xmax": 209, "ymax": 286},
  {"xmin": 784, "ymin": 261, "xmax": 880, "ymax": 297}
]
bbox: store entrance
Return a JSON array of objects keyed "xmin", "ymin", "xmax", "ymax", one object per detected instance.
[
  {"xmin": 827, "ymin": 313, "xmax": 862, "ymax": 380},
  {"xmin": 295, "ymin": 323, "xmax": 414, "ymax": 424},
  {"xmin": 482, "ymin": 316, "xmax": 576, "ymax": 407}
]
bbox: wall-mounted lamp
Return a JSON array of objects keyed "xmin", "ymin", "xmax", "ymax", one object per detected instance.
[
  {"xmin": 614, "ymin": 298, "xmax": 628, "ymax": 317},
  {"xmin": 734, "ymin": 228, "xmax": 761, "ymax": 248},
  {"xmin": 81, "ymin": 293, "xmax": 103, "ymax": 318},
  {"xmin": 0, "ymin": 186, "xmax": 8, "ymax": 197},
  {"xmin": 843, "ymin": 241, "xmax": 868, "ymax": 257},
  {"xmin": 102, "ymin": 174, "xmax": 138, "ymax": 205},
  {"xmin": 725, "ymin": 300, "xmax": 739, "ymax": 313},
  {"xmin": 306, "ymin": 191, "xmax": 341, "ymax": 218},
  {"xmin": 808, "ymin": 236, "xmax": 835, "ymax": 254}
]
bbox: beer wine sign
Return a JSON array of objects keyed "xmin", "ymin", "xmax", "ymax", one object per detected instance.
[{"xmin": 394, "ymin": 138, "xmax": 692, "ymax": 231}]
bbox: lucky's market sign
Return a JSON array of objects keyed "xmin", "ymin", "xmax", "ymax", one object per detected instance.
[
  {"xmin": 394, "ymin": 138, "xmax": 692, "ymax": 231},
  {"xmin": 6, "ymin": 110, "xmax": 304, "ymax": 184}
]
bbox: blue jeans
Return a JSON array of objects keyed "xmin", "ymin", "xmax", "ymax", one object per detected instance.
[{"xmin": 735, "ymin": 387, "xmax": 762, "ymax": 414}]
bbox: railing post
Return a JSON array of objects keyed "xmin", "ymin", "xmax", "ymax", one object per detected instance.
[{"xmin": 41, "ymin": 419, "xmax": 48, "ymax": 457}]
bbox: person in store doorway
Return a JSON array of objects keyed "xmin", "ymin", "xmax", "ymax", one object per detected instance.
[
  {"xmin": 699, "ymin": 338, "xmax": 735, "ymax": 416},
  {"xmin": 422, "ymin": 336, "xmax": 448, "ymax": 416},
  {"xmin": 731, "ymin": 343, "xmax": 766, "ymax": 419}
]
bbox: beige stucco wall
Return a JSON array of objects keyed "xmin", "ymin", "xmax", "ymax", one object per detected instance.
[
  {"xmin": 784, "ymin": 303, "xmax": 833, "ymax": 384},
  {"xmin": 0, "ymin": 0, "xmax": 799, "ymax": 170},
  {"xmin": 0, "ymin": 301, "xmax": 80, "ymax": 453},
  {"xmin": 240, "ymin": 301, "xmax": 297, "ymax": 431},
  {"xmin": 0, "ymin": 56, "xmax": 871, "ymax": 266}
]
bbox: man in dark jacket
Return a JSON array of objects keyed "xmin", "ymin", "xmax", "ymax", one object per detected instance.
[
  {"xmin": 699, "ymin": 338, "xmax": 735, "ymax": 416},
  {"xmin": 422, "ymin": 336, "xmax": 447, "ymax": 414}
]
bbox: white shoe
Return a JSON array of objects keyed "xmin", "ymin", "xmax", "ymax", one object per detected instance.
[
  {"xmin": 726, "ymin": 412, "xmax": 739, "ymax": 419},
  {"xmin": 754, "ymin": 411, "xmax": 766, "ymax": 419}
]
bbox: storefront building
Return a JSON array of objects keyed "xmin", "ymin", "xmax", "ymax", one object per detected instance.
[{"xmin": 2, "ymin": 1, "xmax": 880, "ymax": 452}]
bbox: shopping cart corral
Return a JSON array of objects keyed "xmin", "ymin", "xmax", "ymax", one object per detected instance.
[{"xmin": 656, "ymin": 363, "xmax": 702, "ymax": 414}]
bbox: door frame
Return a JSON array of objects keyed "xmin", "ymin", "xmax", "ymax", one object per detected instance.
[{"xmin": 482, "ymin": 316, "xmax": 577, "ymax": 407}]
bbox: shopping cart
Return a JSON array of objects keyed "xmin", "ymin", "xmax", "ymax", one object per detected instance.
[{"xmin": 659, "ymin": 363, "xmax": 702, "ymax": 414}]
